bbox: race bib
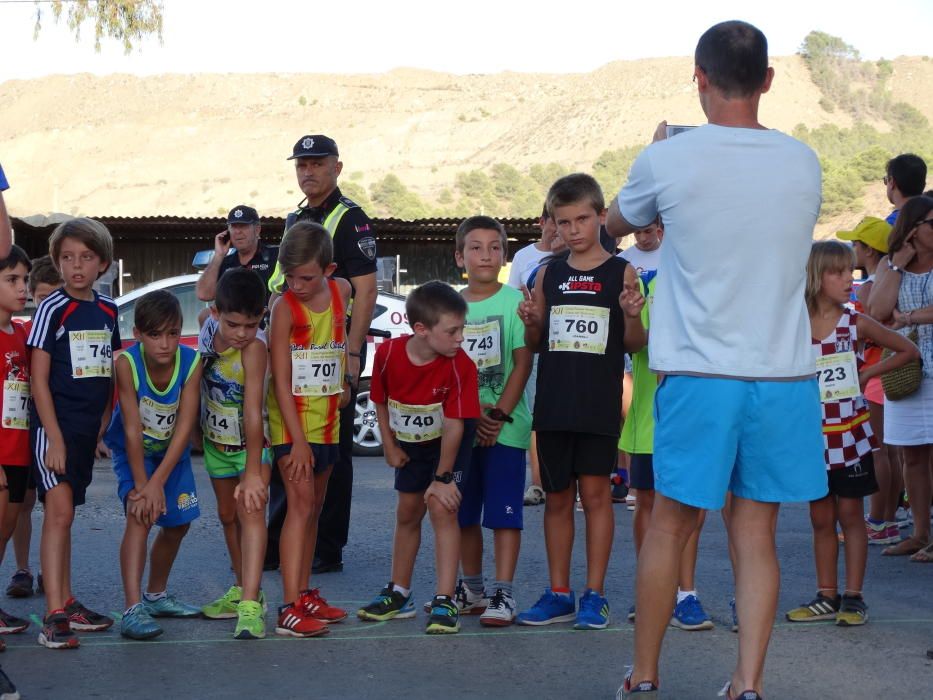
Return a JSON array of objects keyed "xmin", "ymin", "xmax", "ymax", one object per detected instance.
[
  {"xmin": 388, "ymin": 399, "xmax": 443, "ymax": 443},
  {"xmin": 69, "ymin": 330, "xmax": 112, "ymax": 378},
  {"xmin": 140, "ymin": 396, "xmax": 179, "ymax": 442},
  {"xmin": 203, "ymin": 398, "xmax": 241, "ymax": 446},
  {"xmin": 816, "ymin": 351, "xmax": 860, "ymax": 402},
  {"xmin": 2, "ymin": 380, "xmax": 30, "ymax": 431},
  {"xmin": 292, "ymin": 348, "xmax": 343, "ymax": 396},
  {"xmin": 463, "ymin": 320, "xmax": 501, "ymax": 369},
  {"xmin": 548, "ymin": 305, "xmax": 609, "ymax": 354}
]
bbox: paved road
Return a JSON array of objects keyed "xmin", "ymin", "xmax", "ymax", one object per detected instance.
[{"xmin": 2, "ymin": 456, "xmax": 931, "ymax": 699}]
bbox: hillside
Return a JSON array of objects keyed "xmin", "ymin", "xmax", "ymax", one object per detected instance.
[{"xmin": 2, "ymin": 53, "xmax": 932, "ymax": 237}]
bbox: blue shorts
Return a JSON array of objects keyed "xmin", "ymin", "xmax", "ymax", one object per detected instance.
[
  {"xmin": 32, "ymin": 427, "xmax": 97, "ymax": 507},
  {"xmin": 272, "ymin": 443, "xmax": 338, "ymax": 475},
  {"xmin": 113, "ymin": 450, "xmax": 200, "ymax": 528},
  {"xmin": 395, "ymin": 420, "xmax": 476, "ymax": 494},
  {"xmin": 458, "ymin": 444, "xmax": 525, "ymax": 530},
  {"xmin": 653, "ymin": 375, "xmax": 827, "ymax": 510}
]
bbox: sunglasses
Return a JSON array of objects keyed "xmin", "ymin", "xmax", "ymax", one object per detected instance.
[{"xmin": 913, "ymin": 217, "xmax": 933, "ymax": 230}]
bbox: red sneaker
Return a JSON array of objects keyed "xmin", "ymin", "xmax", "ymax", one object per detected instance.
[
  {"xmin": 275, "ymin": 604, "xmax": 329, "ymax": 638},
  {"xmin": 300, "ymin": 588, "xmax": 348, "ymax": 623}
]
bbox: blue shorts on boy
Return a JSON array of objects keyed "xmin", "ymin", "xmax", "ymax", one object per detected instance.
[
  {"xmin": 458, "ymin": 443, "xmax": 524, "ymax": 530},
  {"xmin": 31, "ymin": 428, "xmax": 97, "ymax": 506},
  {"xmin": 653, "ymin": 375, "xmax": 827, "ymax": 510},
  {"xmin": 113, "ymin": 452, "xmax": 200, "ymax": 527},
  {"xmin": 395, "ymin": 419, "xmax": 477, "ymax": 494}
]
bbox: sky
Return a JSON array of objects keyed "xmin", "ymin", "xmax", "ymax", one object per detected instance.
[{"xmin": 0, "ymin": 0, "xmax": 930, "ymax": 81}]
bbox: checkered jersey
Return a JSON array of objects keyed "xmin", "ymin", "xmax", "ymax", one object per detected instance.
[{"xmin": 813, "ymin": 308, "xmax": 876, "ymax": 470}]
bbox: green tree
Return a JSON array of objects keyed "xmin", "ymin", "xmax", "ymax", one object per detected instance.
[
  {"xmin": 34, "ymin": 0, "xmax": 164, "ymax": 53},
  {"xmin": 592, "ymin": 146, "xmax": 643, "ymax": 199},
  {"xmin": 369, "ymin": 174, "xmax": 429, "ymax": 220}
]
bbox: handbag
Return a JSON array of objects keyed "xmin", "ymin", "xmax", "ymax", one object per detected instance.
[{"xmin": 881, "ymin": 327, "xmax": 923, "ymax": 401}]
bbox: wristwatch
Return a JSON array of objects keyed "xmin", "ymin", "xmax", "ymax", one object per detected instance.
[
  {"xmin": 433, "ymin": 472, "xmax": 454, "ymax": 484},
  {"xmin": 888, "ymin": 259, "xmax": 903, "ymax": 273}
]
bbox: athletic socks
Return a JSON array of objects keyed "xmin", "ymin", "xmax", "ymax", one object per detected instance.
[
  {"xmin": 143, "ymin": 591, "xmax": 167, "ymax": 603},
  {"xmin": 493, "ymin": 580, "xmax": 513, "ymax": 597},
  {"xmin": 676, "ymin": 589, "xmax": 697, "ymax": 604},
  {"xmin": 392, "ymin": 583, "xmax": 411, "ymax": 597},
  {"xmin": 462, "ymin": 575, "xmax": 485, "ymax": 595}
]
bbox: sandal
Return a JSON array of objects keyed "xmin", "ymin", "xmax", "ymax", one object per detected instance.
[
  {"xmin": 909, "ymin": 541, "xmax": 933, "ymax": 563},
  {"xmin": 882, "ymin": 536, "xmax": 928, "ymax": 556}
]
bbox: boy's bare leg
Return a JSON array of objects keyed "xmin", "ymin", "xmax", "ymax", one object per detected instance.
[
  {"xmin": 303, "ymin": 468, "xmax": 332, "ymax": 590},
  {"xmin": 543, "ymin": 485, "xmax": 575, "ymax": 589},
  {"xmin": 210, "ymin": 477, "xmax": 242, "ymax": 585},
  {"xmin": 633, "ymin": 488, "xmax": 655, "ymax": 557},
  {"xmin": 120, "ymin": 516, "xmax": 151, "ymax": 608},
  {"xmin": 12, "ymin": 489, "xmax": 35, "ymax": 571},
  {"xmin": 728, "ymin": 496, "xmax": 781, "ymax": 696},
  {"xmin": 427, "ymin": 498, "xmax": 460, "ymax": 597},
  {"xmin": 809, "ymin": 496, "xmax": 839, "ymax": 595},
  {"xmin": 237, "ymin": 466, "xmax": 270, "ymax": 602},
  {"xmin": 529, "ymin": 433, "xmax": 541, "ymax": 488},
  {"xmin": 280, "ymin": 474, "xmax": 314, "ymax": 604},
  {"xmin": 0, "ymin": 500, "xmax": 22, "ymax": 565},
  {"xmin": 631, "ymin": 493, "xmax": 699, "ymax": 685},
  {"xmin": 390, "ymin": 492, "xmax": 427, "ymax": 589},
  {"xmin": 579, "ymin": 474, "xmax": 614, "ymax": 592},
  {"xmin": 40, "ymin": 485, "xmax": 75, "ymax": 613},
  {"xmin": 493, "ymin": 529, "xmax": 520, "ymax": 583},
  {"xmin": 678, "ymin": 510, "xmax": 706, "ymax": 591},
  {"xmin": 838, "ymin": 497, "xmax": 868, "ymax": 594},
  {"xmin": 460, "ymin": 523, "xmax": 483, "ymax": 577},
  {"xmin": 147, "ymin": 524, "xmax": 190, "ymax": 594}
]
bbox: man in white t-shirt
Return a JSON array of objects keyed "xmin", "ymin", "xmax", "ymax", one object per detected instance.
[
  {"xmin": 607, "ymin": 21, "xmax": 825, "ymax": 699},
  {"xmin": 618, "ymin": 218, "xmax": 662, "ymax": 277},
  {"xmin": 507, "ymin": 205, "xmax": 558, "ymax": 290}
]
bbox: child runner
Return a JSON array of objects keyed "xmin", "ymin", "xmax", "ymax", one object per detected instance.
[
  {"xmin": 6, "ymin": 256, "xmax": 61, "ymax": 599},
  {"xmin": 28, "ymin": 218, "xmax": 121, "ymax": 648},
  {"xmin": 198, "ymin": 268, "xmax": 272, "ymax": 640},
  {"xmin": 517, "ymin": 173, "xmax": 646, "ymax": 629},
  {"xmin": 267, "ymin": 222, "xmax": 351, "ymax": 638},
  {"xmin": 357, "ymin": 281, "xmax": 480, "ymax": 634},
  {"xmin": 786, "ymin": 241, "xmax": 918, "ymax": 626},
  {"xmin": 455, "ymin": 216, "xmax": 532, "ymax": 626},
  {"xmin": 0, "ymin": 246, "xmax": 33, "ymax": 647},
  {"xmin": 105, "ymin": 290, "xmax": 203, "ymax": 639}
]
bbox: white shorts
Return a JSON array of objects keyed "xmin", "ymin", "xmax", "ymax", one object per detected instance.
[{"xmin": 884, "ymin": 377, "xmax": 933, "ymax": 446}]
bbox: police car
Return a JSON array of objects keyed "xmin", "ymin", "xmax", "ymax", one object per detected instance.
[{"xmin": 114, "ymin": 274, "xmax": 410, "ymax": 456}]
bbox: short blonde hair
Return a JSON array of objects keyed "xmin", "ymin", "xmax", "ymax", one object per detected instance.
[
  {"xmin": 805, "ymin": 240, "xmax": 855, "ymax": 312},
  {"xmin": 49, "ymin": 218, "xmax": 114, "ymax": 277}
]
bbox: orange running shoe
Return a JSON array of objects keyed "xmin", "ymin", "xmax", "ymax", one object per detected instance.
[{"xmin": 275, "ymin": 603, "xmax": 329, "ymax": 638}]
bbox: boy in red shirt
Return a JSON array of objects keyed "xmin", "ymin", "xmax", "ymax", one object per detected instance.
[{"xmin": 357, "ymin": 281, "xmax": 480, "ymax": 634}]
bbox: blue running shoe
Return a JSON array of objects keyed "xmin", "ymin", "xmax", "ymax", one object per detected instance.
[
  {"xmin": 516, "ymin": 589, "xmax": 576, "ymax": 626},
  {"xmin": 574, "ymin": 589, "xmax": 610, "ymax": 630},
  {"xmin": 670, "ymin": 594, "xmax": 714, "ymax": 630},
  {"xmin": 121, "ymin": 603, "xmax": 163, "ymax": 640},
  {"xmin": 145, "ymin": 594, "xmax": 202, "ymax": 618}
]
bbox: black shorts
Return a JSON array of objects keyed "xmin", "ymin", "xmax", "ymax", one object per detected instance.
[
  {"xmin": 31, "ymin": 427, "xmax": 98, "ymax": 507},
  {"xmin": 1, "ymin": 465, "xmax": 29, "ymax": 504},
  {"xmin": 536, "ymin": 431, "xmax": 618, "ymax": 493},
  {"xmin": 394, "ymin": 420, "xmax": 475, "ymax": 494},
  {"xmin": 827, "ymin": 453, "xmax": 879, "ymax": 499},
  {"xmin": 272, "ymin": 443, "xmax": 339, "ymax": 475},
  {"xmin": 629, "ymin": 453, "xmax": 655, "ymax": 491}
]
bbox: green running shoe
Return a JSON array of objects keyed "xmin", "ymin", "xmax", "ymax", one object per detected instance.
[
  {"xmin": 145, "ymin": 594, "xmax": 202, "ymax": 618},
  {"xmin": 121, "ymin": 603, "xmax": 163, "ymax": 640},
  {"xmin": 234, "ymin": 599, "xmax": 266, "ymax": 640},
  {"xmin": 202, "ymin": 585, "xmax": 242, "ymax": 619}
]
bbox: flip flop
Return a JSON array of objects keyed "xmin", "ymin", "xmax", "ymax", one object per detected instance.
[
  {"xmin": 882, "ymin": 537, "xmax": 928, "ymax": 556},
  {"xmin": 909, "ymin": 542, "xmax": 933, "ymax": 563}
]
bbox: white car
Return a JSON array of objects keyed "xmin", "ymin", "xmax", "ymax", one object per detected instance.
[{"xmin": 115, "ymin": 274, "xmax": 409, "ymax": 455}]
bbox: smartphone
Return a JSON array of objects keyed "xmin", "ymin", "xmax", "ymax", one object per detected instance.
[
  {"xmin": 220, "ymin": 231, "xmax": 230, "ymax": 244},
  {"xmin": 665, "ymin": 124, "xmax": 697, "ymax": 138}
]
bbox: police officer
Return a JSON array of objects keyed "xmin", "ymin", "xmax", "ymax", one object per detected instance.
[
  {"xmin": 196, "ymin": 205, "xmax": 278, "ymax": 303},
  {"xmin": 265, "ymin": 135, "xmax": 378, "ymax": 573}
]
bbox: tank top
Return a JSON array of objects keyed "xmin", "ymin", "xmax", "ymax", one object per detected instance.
[
  {"xmin": 267, "ymin": 281, "xmax": 347, "ymax": 446},
  {"xmin": 105, "ymin": 343, "xmax": 200, "ymax": 457},
  {"xmin": 534, "ymin": 255, "xmax": 628, "ymax": 436},
  {"xmin": 812, "ymin": 308, "xmax": 876, "ymax": 470}
]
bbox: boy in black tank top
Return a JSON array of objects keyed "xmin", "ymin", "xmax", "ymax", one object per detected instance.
[{"xmin": 517, "ymin": 174, "xmax": 646, "ymax": 629}]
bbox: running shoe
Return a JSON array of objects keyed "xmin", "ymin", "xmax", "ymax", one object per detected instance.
[
  {"xmin": 64, "ymin": 599, "xmax": 113, "ymax": 631},
  {"xmin": 0, "ymin": 664, "xmax": 19, "ymax": 700},
  {"xmin": 835, "ymin": 594, "xmax": 868, "ymax": 627},
  {"xmin": 575, "ymin": 589, "xmax": 610, "ymax": 630},
  {"xmin": 670, "ymin": 594, "xmax": 714, "ymax": 630},
  {"xmin": 480, "ymin": 588, "xmax": 516, "ymax": 627},
  {"xmin": 120, "ymin": 603, "xmax": 163, "ymax": 640},
  {"xmin": 5, "ymin": 570, "xmax": 33, "ymax": 599},
  {"xmin": 145, "ymin": 594, "xmax": 202, "ymax": 618},
  {"xmin": 357, "ymin": 583, "xmax": 416, "ymax": 621},
  {"xmin": 0, "ymin": 609, "xmax": 28, "ymax": 635},
  {"xmin": 865, "ymin": 517, "xmax": 899, "ymax": 545},
  {"xmin": 201, "ymin": 584, "xmax": 242, "ymax": 619},
  {"xmin": 895, "ymin": 506, "xmax": 912, "ymax": 529},
  {"xmin": 299, "ymin": 588, "xmax": 347, "ymax": 623},
  {"xmin": 616, "ymin": 669, "xmax": 659, "ymax": 697},
  {"xmin": 785, "ymin": 592, "xmax": 840, "ymax": 622},
  {"xmin": 422, "ymin": 579, "xmax": 487, "ymax": 614},
  {"xmin": 625, "ymin": 494, "xmax": 636, "ymax": 512},
  {"xmin": 234, "ymin": 599, "xmax": 266, "ymax": 640},
  {"xmin": 523, "ymin": 484, "xmax": 545, "ymax": 506},
  {"xmin": 37, "ymin": 611, "xmax": 79, "ymax": 649},
  {"xmin": 611, "ymin": 475, "xmax": 629, "ymax": 503},
  {"xmin": 275, "ymin": 603, "xmax": 329, "ymax": 638},
  {"xmin": 516, "ymin": 589, "xmax": 576, "ymax": 626},
  {"xmin": 730, "ymin": 597, "xmax": 739, "ymax": 633},
  {"xmin": 425, "ymin": 595, "xmax": 460, "ymax": 634}
]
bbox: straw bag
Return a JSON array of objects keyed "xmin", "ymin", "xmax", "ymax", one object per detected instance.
[{"xmin": 881, "ymin": 327, "xmax": 923, "ymax": 401}]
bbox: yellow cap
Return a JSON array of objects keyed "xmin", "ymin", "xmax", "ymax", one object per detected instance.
[{"xmin": 836, "ymin": 217, "xmax": 891, "ymax": 254}]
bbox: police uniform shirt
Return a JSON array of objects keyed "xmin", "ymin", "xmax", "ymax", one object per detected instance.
[{"xmin": 218, "ymin": 241, "xmax": 279, "ymax": 294}]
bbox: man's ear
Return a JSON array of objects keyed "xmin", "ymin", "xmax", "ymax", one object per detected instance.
[{"xmin": 760, "ymin": 66, "xmax": 775, "ymax": 95}]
